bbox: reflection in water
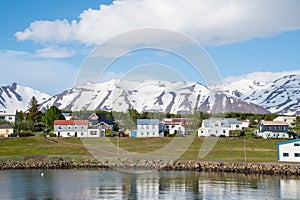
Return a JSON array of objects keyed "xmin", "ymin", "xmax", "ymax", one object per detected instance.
[{"xmin": 0, "ymin": 170, "xmax": 299, "ymax": 199}]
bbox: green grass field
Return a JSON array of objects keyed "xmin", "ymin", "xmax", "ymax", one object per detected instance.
[{"xmin": 0, "ymin": 136, "xmax": 286, "ymax": 162}]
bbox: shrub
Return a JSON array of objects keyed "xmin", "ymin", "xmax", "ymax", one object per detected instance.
[{"xmin": 19, "ymin": 131, "xmax": 35, "ymax": 137}]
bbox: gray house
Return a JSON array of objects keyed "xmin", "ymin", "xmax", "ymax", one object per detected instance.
[
  {"xmin": 136, "ymin": 119, "xmax": 164, "ymax": 137},
  {"xmin": 258, "ymin": 120, "xmax": 289, "ymax": 138}
]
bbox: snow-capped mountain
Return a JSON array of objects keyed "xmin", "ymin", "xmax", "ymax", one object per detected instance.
[
  {"xmin": 0, "ymin": 82, "xmax": 51, "ymax": 113},
  {"xmin": 221, "ymin": 74, "xmax": 300, "ymax": 115},
  {"xmin": 2, "ymin": 73, "xmax": 298, "ymax": 115},
  {"xmin": 40, "ymin": 79, "xmax": 268, "ymax": 114}
]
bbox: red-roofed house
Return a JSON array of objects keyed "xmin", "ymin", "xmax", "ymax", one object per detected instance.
[
  {"xmin": 258, "ymin": 120, "xmax": 290, "ymax": 139},
  {"xmin": 54, "ymin": 120, "xmax": 89, "ymax": 137},
  {"xmin": 162, "ymin": 118, "xmax": 188, "ymax": 135}
]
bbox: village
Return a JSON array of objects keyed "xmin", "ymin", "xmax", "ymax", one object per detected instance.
[{"xmin": 1, "ymin": 105, "xmax": 300, "ymax": 162}]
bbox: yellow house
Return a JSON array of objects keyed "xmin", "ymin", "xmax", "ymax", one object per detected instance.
[{"xmin": 0, "ymin": 124, "xmax": 14, "ymax": 137}]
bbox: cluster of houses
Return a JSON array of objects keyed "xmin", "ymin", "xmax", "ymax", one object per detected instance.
[
  {"xmin": 1, "ymin": 109, "xmax": 300, "ymax": 162},
  {"xmin": 53, "ymin": 113, "xmax": 189, "ymax": 138},
  {"xmin": 54, "ymin": 113, "xmax": 114, "ymax": 137}
]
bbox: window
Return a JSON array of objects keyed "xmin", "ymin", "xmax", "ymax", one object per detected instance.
[
  {"xmin": 67, "ymin": 133, "xmax": 70, "ymax": 136},
  {"xmin": 58, "ymin": 126, "xmax": 62, "ymax": 130},
  {"xmin": 294, "ymin": 153, "xmax": 300, "ymax": 157},
  {"xmin": 236, "ymin": 125, "xmax": 239, "ymax": 128},
  {"xmin": 90, "ymin": 131, "xmax": 97, "ymax": 135},
  {"xmin": 81, "ymin": 133, "xmax": 84, "ymax": 136},
  {"xmin": 68, "ymin": 126, "xmax": 71, "ymax": 130},
  {"xmin": 74, "ymin": 126, "xmax": 77, "ymax": 130},
  {"xmin": 283, "ymin": 153, "xmax": 289, "ymax": 157},
  {"xmin": 294, "ymin": 143, "xmax": 300, "ymax": 147},
  {"xmin": 223, "ymin": 130, "xmax": 226, "ymax": 134},
  {"xmin": 146, "ymin": 125, "xmax": 149, "ymax": 129},
  {"xmin": 152, "ymin": 125, "xmax": 155, "ymax": 129}
]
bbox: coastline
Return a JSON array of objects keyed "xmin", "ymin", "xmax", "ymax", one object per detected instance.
[{"xmin": 1, "ymin": 157, "xmax": 300, "ymax": 176}]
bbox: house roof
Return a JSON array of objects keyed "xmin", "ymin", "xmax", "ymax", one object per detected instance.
[
  {"xmin": 162, "ymin": 118, "xmax": 189, "ymax": 125},
  {"xmin": 277, "ymin": 139, "xmax": 300, "ymax": 146},
  {"xmin": 0, "ymin": 124, "xmax": 13, "ymax": 129},
  {"xmin": 54, "ymin": 120, "xmax": 89, "ymax": 125},
  {"xmin": 202, "ymin": 118, "xmax": 242, "ymax": 127},
  {"xmin": 137, "ymin": 119, "xmax": 160, "ymax": 125},
  {"xmin": 260, "ymin": 120, "xmax": 288, "ymax": 126},
  {"xmin": 76, "ymin": 112, "xmax": 108, "ymax": 121},
  {"xmin": 89, "ymin": 119, "xmax": 114, "ymax": 126},
  {"xmin": 62, "ymin": 113, "xmax": 72, "ymax": 117}
]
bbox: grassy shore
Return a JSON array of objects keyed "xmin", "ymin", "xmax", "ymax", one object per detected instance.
[{"xmin": 0, "ymin": 135, "xmax": 286, "ymax": 163}]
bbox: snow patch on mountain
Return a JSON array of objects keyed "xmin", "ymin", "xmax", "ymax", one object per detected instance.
[{"xmin": 0, "ymin": 82, "xmax": 51, "ymax": 113}]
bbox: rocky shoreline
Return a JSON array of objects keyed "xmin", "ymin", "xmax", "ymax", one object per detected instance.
[{"xmin": 1, "ymin": 159, "xmax": 300, "ymax": 176}]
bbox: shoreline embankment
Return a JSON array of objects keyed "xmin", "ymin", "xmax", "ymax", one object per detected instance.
[{"xmin": 1, "ymin": 158, "xmax": 300, "ymax": 176}]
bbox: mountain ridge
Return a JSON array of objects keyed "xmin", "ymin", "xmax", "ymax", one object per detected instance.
[{"xmin": 0, "ymin": 73, "xmax": 299, "ymax": 115}]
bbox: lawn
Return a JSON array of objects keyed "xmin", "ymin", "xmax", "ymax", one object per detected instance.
[{"xmin": 0, "ymin": 136, "xmax": 287, "ymax": 162}]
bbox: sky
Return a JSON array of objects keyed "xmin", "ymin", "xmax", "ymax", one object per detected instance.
[{"xmin": 1, "ymin": 0, "xmax": 300, "ymax": 95}]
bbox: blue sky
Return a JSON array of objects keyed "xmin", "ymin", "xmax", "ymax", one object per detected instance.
[{"xmin": 1, "ymin": 0, "xmax": 300, "ymax": 95}]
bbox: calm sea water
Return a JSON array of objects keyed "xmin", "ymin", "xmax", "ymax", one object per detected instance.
[{"xmin": 0, "ymin": 169, "xmax": 299, "ymax": 200}]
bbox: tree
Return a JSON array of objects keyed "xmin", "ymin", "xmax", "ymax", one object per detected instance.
[
  {"xmin": 43, "ymin": 106, "xmax": 64, "ymax": 130},
  {"xmin": 27, "ymin": 96, "xmax": 41, "ymax": 122}
]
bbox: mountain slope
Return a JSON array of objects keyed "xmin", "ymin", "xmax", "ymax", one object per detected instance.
[
  {"xmin": 0, "ymin": 82, "xmax": 51, "ymax": 113},
  {"xmin": 221, "ymin": 74, "xmax": 300, "ymax": 115},
  {"xmin": 40, "ymin": 80, "xmax": 268, "ymax": 114}
]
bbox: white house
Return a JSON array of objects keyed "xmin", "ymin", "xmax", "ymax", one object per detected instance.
[
  {"xmin": 162, "ymin": 118, "xmax": 187, "ymax": 135},
  {"xmin": 54, "ymin": 120, "xmax": 89, "ymax": 137},
  {"xmin": 136, "ymin": 119, "xmax": 164, "ymax": 137},
  {"xmin": 0, "ymin": 124, "xmax": 14, "ymax": 137},
  {"xmin": 277, "ymin": 139, "xmax": 300, "ymax": 162},
  {"xmin": 0, "ymin": 111, "xmax": 16, "ymax": 123},
  {"xmin": 273, "ymin": 116, "xmax": 296, "ymax": 127},
  {"xmin": 198, "ymin": 118, "xmax": 243, "ymax": 137}
]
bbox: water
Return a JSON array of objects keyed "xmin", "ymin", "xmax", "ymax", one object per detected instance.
[{"xmin": 0, "ymin": 169, "xmax": 299, "ymax": 199}]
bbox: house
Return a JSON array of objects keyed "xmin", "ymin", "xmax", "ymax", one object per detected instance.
[
  {"xmin": 258, "ymin": 120, "xmax": 290, "ymax": 139},
  {"xmin": 198, "ymin": 118, "xmax": 243, "ymax": 137},
  {"xmin": 80, "ymin": 112, "xmax": 114, "ymax": 135},
  {"xmin": 0, "ymin": 124, "xmax": 14, "ymax": 137},
  {"xmin": 162, "ymin": 118, "xmax": 187, "ymax": 135},
  {"xmin": 54, "ymin": 120, "xmax": 89, "ymax": 137},
  {"xmin": 277, "ymin": 139, "xmax": 300, "ymax": 162},
  {"xmin": 273, "ymin": 116, "xmax": 296, "ymax": 127},
  {"xmin": 136, "ymin": 119, "xmax": 164, "ymax": 137},
  {"xmin": 0, "ymin": 111, "xmax": 16, "ymax": 123},
  {"xmin": 242, "ymin": 119, "xmax": 250, "ymax": 129}
]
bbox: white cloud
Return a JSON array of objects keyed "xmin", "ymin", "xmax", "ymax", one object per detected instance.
[
  {"xmin": 0, "ymin": 50, "xmax": 77, "ymax": 95},
  {"xmin": 15, "ymin": 0, "xmax": 300, "ymax": 46},
  {"xmin": 224, "ymin": 70, "xmax": 300, "ymax": 83},
  {"xmin": 35, "ymin": 47, "xmax": 76, "ymax": 58}
]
